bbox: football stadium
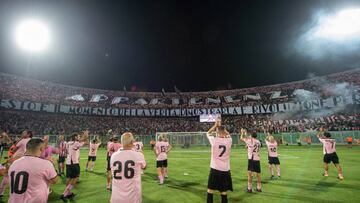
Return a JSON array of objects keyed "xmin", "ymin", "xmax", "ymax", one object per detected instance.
[{"xmin": 0, "ymin": 1, "xmax": 360, "ymax": 203}]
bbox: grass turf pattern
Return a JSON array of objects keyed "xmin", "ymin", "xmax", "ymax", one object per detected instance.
[{"xmin": 1, "ymin": 145, "xmax": 359, "ymax": 203}]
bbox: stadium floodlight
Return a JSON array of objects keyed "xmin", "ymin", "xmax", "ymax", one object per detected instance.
[
  {"xmin": 15, "ymin": 19, "xmax": 50, "ymax": 53},
  {"xmin": 314, "ymin": 8, "xmax": 360, "ymax": 41}
]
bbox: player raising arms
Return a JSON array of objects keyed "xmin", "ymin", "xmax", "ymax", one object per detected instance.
[
  {"xmin": 12, "ymin": 130, "xmax": 33, "ymax": 160},
  {"xmin": 86, "ymin": 136, "xmax": 101, "ymax": 172},
  {"xmin": 107, "ymin": 136, "xmax": 122, "ymax": 190},
  {"xmin": 8, "ymin": 138, "xmax": 58, "ymax": 203},
  {"xmin": 240, "ymin": 128, "xmax": 262, "ymax": 193},
  {"xmin": 154, "ymin": 134, "xmax": 172, "ymax": 185},
  {"xmin": 206, "ymin": 120, "xmax": 232, "ymax": 203},
  {"xmin": 110, "ymin": 132, "xmax": 147, "ymax": 203},
  {"xmin": 265, "ymin": 132, "xmax": 281, "ymax": 179},
  {"xmin": 317, "ymin": 127, "xmax": 344, "ymax": 180},
  {"xmin": 60, "ymin": 130, "xmax": 89, "ymax": 201},
  {"xmin": 40, "ymin": 135, "xmax": 59, "ymax": 163}
]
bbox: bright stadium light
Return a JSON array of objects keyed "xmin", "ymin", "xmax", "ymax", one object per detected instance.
[
  {"xmin": 15, "ymin": 19, "xmax": 50, "ymax": 53},
  {"xmin": 314, "ymin": 8, "xmax": 360, "ymax": 41}
]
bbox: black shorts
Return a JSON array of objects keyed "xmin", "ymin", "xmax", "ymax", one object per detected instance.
[
  {"xmin": 58, "ymin": 156, "xmax": 66, "ymax": 163},
  {"xmin": 348, "ymin": 142, "xmax": 352, "ymax": 144},
  {"xmin": 248, "ymin": 159, "xmax": 261, "ymax": 173},
  {"xmin": 156, "ymin": 160, "xmax": 168, "ymax": 168},
  {"xmin": 107, "ymin": 156, "xmax": 111, "ymax": 171},
  {"xmin": 88, "ymin": 156, "xmax": 97, "ymax": 162},
  {"xmin": 207, "ymin": 168, "xmax": 233, "ymax": 192},
  {"xmin": 324, "ymin": 152, "xmax": 339, "ymax": 164},
  {"xmin": 66, "ymin": 164, "xmax": 80, "ymax": 179},
  {"xmin": 268, "ymin": 156, "xmax": 280, "ymax": 165}
]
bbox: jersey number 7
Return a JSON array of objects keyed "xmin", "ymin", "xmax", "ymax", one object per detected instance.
[{"xmin": 219, "ymin": 145, "xmax": 226, "ymax": 157}]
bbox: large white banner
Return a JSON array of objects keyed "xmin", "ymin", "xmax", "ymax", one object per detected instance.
[{"xmin": 1, "ymin": 93, "xmax": 359, "ymax": 117}]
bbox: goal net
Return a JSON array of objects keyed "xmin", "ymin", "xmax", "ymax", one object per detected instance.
[{"xmin": 155, "ymin": 132, "xmax": 209, "ymax": 148}]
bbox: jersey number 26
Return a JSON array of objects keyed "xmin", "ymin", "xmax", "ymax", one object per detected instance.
[{"xmin": 113, "ymin": 160, "xmax": 135, "ymax": 179}]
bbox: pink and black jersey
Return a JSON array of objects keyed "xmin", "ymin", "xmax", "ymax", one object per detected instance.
[
  {"xmin": 133, "ymin": 142, "xmax": 143, "ymax": 152},
  {"xmin": 66, "ymin": 141, "xmax": 84, "ymax": 165},
  {"xmin": 110, "ymin": 150, "xmax": 146, "ymax": 203},
  {"xmin": 155, "ymin": 141, "xmax": 170, "ymax": 161},
  {"xmin": 58, "ymin": 141, "xmax": 67, "ymax": 157},
  {"xmin": 8, "ymin": 156, "xmax": 57, "ymax": 203},
  {"xmin": 89, "ymin": 143, "xmax": 101, "ymax": 156},
  {"xmin": 13, "ymin": 138, "xmax": 31, "ymax": 158},
  {"xmin": 244, "ymin": 138, "xmax": 261, "ymax": 161},
  {"xmin": 319, "ymin": 138, "xmax": 336, "ymax": 154},
  {"xmin": 207, "ymin": 133, "xmax": 232, "ymax": 171},
  {"xmin": 108, "ymin": 143, "xmax": 122, "ymax": 157},
  {"xmin": 265, "ymin": 140, "xmax": 278, "ymax": 157}
]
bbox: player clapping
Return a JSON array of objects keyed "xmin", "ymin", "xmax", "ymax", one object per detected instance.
[
  {"xmin": 86, "ymin": 136, "xmax": 101, "ymax": 172},
  {"xmin": 60, "ymin": 130, "xmax": 89, "ymax": 201},
  {"xmin": 317, "ymin": 127, "xmax": 344, "ymax": 180},
  {"xmin": 265, "ymin": 131, "xmax": 281, "ymax": 179},
  {"xmin": 206, "ymin": 119, "xmax": 233, "ymax": 203},
  {"xmin": 154, "ymin": 134, "xmax": 172, "ymax": 185},
  {"xmin": 240, "ymin": 128, "xmax": 262, "ymax": 193},
  {"xmin": 110, "ymin": 132, "xmax": 146, "ymax": 203}
]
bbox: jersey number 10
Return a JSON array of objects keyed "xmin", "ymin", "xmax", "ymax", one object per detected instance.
[{"xmin": 10, "ymin": 171, "xmax": 29, "ymax": 194}]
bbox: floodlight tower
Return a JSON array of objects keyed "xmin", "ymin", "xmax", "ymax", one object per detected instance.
[{"xmin": 15, "ymin": 19, "xmax": 50, "ymax": 75}]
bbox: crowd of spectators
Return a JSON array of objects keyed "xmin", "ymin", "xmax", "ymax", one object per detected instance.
[
  {"xmin": 1, "ymin": 68, "xmax": 359, "ymax": 108},
  {"xmin": 1, "ymin": 69, "xmax": 359, "ymax": 137},
  {"xmin": 1, "ymin": 110, "xmax": 359, "ymax": 136}
]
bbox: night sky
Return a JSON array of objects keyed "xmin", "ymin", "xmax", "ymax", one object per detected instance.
[{"xmin": 0, "ymin": 0, "xmax": 359, "ymax": 92}]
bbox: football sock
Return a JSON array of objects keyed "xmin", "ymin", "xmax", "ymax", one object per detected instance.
[
  {"xmin": 207, "ymin": 192, "xmax": 213, "ymax": 203},
  {"xmin": 248, "ymin": 182, "xmax": 252, "ymax": 190},
  {"xmin": 63, "ymin": 184, "xmax": 73, "ymax": 196},
  {"xmin": 221, "ymin": 194, "xmax": 228, "ymax": 203}
]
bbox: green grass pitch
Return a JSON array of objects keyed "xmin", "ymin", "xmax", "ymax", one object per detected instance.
[{"xmin": 2, "ymin": 145, "xmax": 360, "ymax": 203}]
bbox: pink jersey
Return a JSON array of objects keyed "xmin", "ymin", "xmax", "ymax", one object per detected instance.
[
  {"xmin": 319, "ymin": 138, "xmax": 336, "ymax": 154},
  {"xmin": 66, "ymin": 141, "xmax": 84, "ymax": 165},
  {"xmin": 265, "ymin": 140, "xmax": 278, "ymax": 157},
  {"xmin": 40, "ymin": 146, "xmax": 58, "ymax": 159},
  {"xmin": 13, "ymin": 138, "xmax": 31, "ymax": 158},
  {"xmin": 58, "ymin": 141, "xmax": 67, "ymax": 157},
  {"xmin": 107, "ymin": 141, "xmax": 112, "ymax": 156},
  {"xmin": 155, "ymin": 141, "xmax": 170, "ymax": 161},
  {"xmin": 8, "ymin": 156, "xmax": 57, "ymax": 203},
  {"xmin": 244, "ymin": 138, "xmax": 261, "ymax": 161},
  {"xmin": 207, "ymin": 133, "xmax": 232, "ymax": 171},
  {"xmin": 108, "ymin": 143, "xmax": 122, "ymax": 157},
  {"xmin": 133, "ymin": 142, "xmax": 143, "ymax": 152},
  {"xmin": 89, "ymin": 143, "xmax": 101, "ymax": 156},
  {"xmin": 110, "ymin": 150, "xmax": 146, "ymax": 203}
]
